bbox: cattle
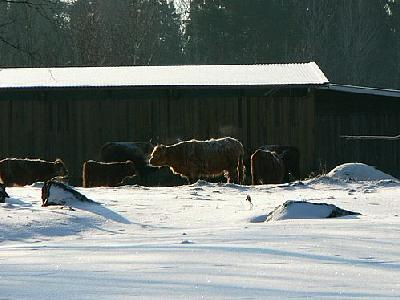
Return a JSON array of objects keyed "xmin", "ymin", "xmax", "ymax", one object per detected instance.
[
  {"xmin": 0, "ymin": 158, "xmax": 68, "ymax": 187},
  {"xmin": 260, "ymin": 145, "xmax": 300, "ymax": 182},
  {"xmin": 120, "ymin": 165, "xmax": 189, "ymax": 187},
  {"xmin": 0, "ymin": 183, "xmax": 8, "ymax": 203},
  {"xmin": 251, "ymin": 149, "xmax": 286, "ymax": 185},
  {"xmin": 149, "ymin": 137, "xmax": 244, "ymax": 184},
  {"xmin": 82, "ymin": 160, "xmax": 136, "ymax": 187},
  {"xmin": 99, "ymin": 142, "xmax": 154, "ymax": 173}
]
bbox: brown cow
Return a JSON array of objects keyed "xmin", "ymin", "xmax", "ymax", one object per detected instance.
[
  {"xmin": 260, "ymin": 145, "xmax": 300, "ymax": 181},
  {"xmin": 82, "ymin": 160, "xmax": 135, "ymax": 187},
  {"xmin": 149, "ymin": 137, "xmax": 244, "ymax": 184},
  {"xmin": 0, "ymin": 158, "xmax": 68, "ymax": 187},
  {"xmin": 120, "ymin": 165, "xmax": 189, "ymax": 187},
  {"xmin": 251, "ymin": 149, "xmax": 285, "ymax": 185}
]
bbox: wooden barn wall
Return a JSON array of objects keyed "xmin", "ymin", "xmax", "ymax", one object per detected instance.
[
  {"xmin": 0, "ymin": 88, "xmax": 315, "ymax": 185},
  {"xmin": 314, "ymin": 89, "xmax": 400, "ymax": 178}
]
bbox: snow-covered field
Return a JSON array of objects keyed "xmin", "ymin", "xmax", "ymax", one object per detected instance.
[{"xmin": 1, "ymin": 163, "xmax": 400, "ymax": 299}]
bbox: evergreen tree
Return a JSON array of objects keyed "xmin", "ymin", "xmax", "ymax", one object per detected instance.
[
  {"xmin": 386, "ymin": 0, "xmax": 399, "ymax": 87},
  {"xmin": 184, "ymin": 0, "xmax": 303, "ymax": 64}
]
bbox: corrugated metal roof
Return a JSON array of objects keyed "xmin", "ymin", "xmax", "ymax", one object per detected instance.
[
  {"xmin": 318, "ymin": 84, "xmax": 400, "ymax": 98},
  {"xmin": 0, "ymin": 62, "xmax": 328, "ymax": 89}
]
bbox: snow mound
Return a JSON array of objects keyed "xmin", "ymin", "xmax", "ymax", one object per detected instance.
[
  {"xmin": 266, "ymin": 200, "xmax": 360, "ymax": 222},
  {"xmin": 31, "ymin": 182, "xmax": 44, "ymax": 188},
  {"xmin": 41, "ymin": 180, "xmax": 94, "ymax": 207},
  {"xmin": 326, "ymin": 163, "xmax": 397, "ymax": 181},
  {"xmin": 249, "ymin": 214, "xmax": 269, "ymax": 223},
  {"xmin": 191, "ymin": 180, "xmax": 213, "ymax": 187}
]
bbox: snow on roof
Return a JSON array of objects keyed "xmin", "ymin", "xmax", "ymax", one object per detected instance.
[{"xmin": 0, "ymin": 62, "xmax": 328, "ymax": 89}]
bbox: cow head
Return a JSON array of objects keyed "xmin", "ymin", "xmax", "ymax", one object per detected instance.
[
  {"xmin": 54, "ymin": 159, "xmax": 68, "ymax": 176},
  {"xmin": 149, "ymin": 145, "xmax": 167, "ymax": 166}
]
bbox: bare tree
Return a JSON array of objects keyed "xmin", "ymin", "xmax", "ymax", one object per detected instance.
[
  {"xmin": 68, "ymin": 0, "xmax": 183, "ymax": 66},
  {"xmin": 0, "ymin": 0, "xmax": 72, "ymax": 67}
]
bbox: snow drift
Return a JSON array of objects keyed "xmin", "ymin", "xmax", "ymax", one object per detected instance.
[
  {"xmin": 265, "ymin": 200, "xmax": 361, "ymax": 222},
  {"xmin": 1, "ymin": 162, "xmax": 399, "ymax": 299},
  {"xmin": 326, "ymin": 162, "xmax": 397, "ymax": 181}
]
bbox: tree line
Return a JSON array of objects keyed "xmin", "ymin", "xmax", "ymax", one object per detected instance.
[{"xmin": 0, "ymin": 0, "xmax": 398, "ymax": 89}]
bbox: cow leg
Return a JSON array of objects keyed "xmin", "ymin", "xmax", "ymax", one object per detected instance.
[
  {"xmin": 237, "ymin": 155, "xmax": 244, "ymax": 185},
  {"xmin": 251, "ymin": 168, "xmax": 260, "ymax": 185},
  {"xmin": 187, "ymin": 176, "xmax": 196, "ymax": 184},
  {"xmin": 227, "ymin": 168, "xmax": 238, "ymax": 184},
  {"xmin": 251, "ymin": 175, "xmax": 259, "ymax": 185}
]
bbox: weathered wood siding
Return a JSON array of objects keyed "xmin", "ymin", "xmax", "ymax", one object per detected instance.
[
  {"xmin": 314, "ymin": 89, "xmax": 400, "ymax": 178},
  {"xmin": 0, "ymin": 87, "xmax": 314, "ymax": 185}
]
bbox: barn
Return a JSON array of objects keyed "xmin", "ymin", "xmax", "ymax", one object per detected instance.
[
  {"xmin": 0, "ymin": 62, "xmax": 398, "ymax": 185},
  {"xmin": 314, "ymin": 85, "xmax": 400, "ymax": 178}
]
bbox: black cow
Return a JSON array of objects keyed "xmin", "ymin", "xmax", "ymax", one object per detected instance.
[{"xmin": 99, "ymin": 142, "xmax": 154, "ymax": 172}]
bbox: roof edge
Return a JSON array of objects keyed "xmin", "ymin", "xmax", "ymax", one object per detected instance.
[{"xmin": 318, "ymin": 84, "xmax": 400, "ymax": 98}]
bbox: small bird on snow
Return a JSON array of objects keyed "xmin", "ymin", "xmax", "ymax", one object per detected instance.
[
  {"xmin": 246, "ymin": 195, "xmax": 253, "ymax": 209},
  {"xmin": 246, "ymin": 195, "xmax": 252, "ymax": 203}
]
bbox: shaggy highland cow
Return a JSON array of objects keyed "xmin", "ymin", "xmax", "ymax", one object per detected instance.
[
  {"xmin": 149, "ymin": 137, "xmax": 244, "ymax": 184},
  {"xmin": 0, "ymin": 158, "xmax": 68, "ymax": 187}
]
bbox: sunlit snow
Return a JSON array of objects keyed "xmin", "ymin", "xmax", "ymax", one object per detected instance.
[{"xmin": 0, "ymin": 163, "xmax": 399, "ymax": 299}]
